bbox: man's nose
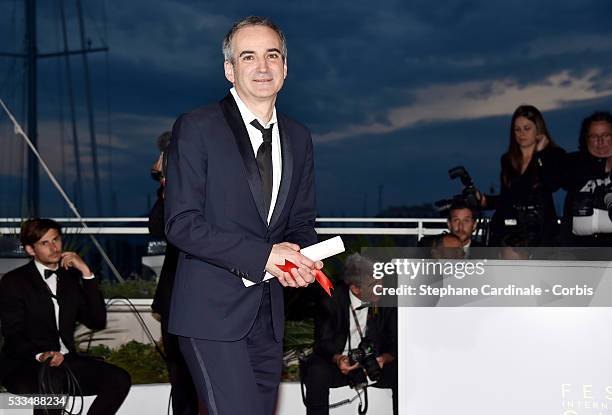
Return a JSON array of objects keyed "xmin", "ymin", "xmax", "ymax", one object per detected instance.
[{"xmin": 256, "ymin": 57, "xmax": 269, "ymax": 71}]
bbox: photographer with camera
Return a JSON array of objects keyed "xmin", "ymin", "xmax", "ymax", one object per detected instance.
[
  {"xmin": 479, "ymin": 105, "xmax": 565, "ymax": 246},
  {"xmin": 303, "ymin": 253, "xmax": 397, "ymax": 415},
  {"xmin": 560, "ymin": 111, "xmax": 612, "ymax": 247}
]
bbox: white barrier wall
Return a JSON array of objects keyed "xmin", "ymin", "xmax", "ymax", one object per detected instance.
[{"xmin": 397, "ymin": 259, "xmax": 612, "ymax": 415}]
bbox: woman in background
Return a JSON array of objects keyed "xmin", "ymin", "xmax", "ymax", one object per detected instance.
[{"xmin": 480, "ymin": 105, "xmax": 565, "ymax": 246}]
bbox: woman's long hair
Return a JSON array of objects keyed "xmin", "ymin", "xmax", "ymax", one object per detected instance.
[{"xmin": 502, "ymin": 105, "xmax": 556, "ymax": 187}]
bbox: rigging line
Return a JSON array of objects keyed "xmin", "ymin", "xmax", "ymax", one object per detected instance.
[
  {"xmin": 19, "ymin": 58, "xmax": 26, "ymax": 218},
  {"xmin": 76, "ymin": 0, "xmax": 103, "ymax": 216},
  {"xmin": 59, "ymin": 0, "xmax": 84, "ymax": 212},
  {"xmin": 81, "ymin": 0, "xmax": 107, "ymax": 48},
  {"xmin": 54, "ymin": 0, "xmax": 68, "ymax": 216},
  {"xmin": 0, "ymin": 96, "xmax": 125, "ymax": 282},
  {"xmin": 102, "ymin": 0, "xmax": 113, "ymax": 213}
]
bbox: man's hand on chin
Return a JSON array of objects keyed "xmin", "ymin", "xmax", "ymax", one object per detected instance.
[{"xmin": 265, "ymin": 242, "xmax": 323, "ymax": 288}]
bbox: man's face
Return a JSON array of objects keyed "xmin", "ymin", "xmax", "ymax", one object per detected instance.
[
  {"xmin": 448, "ymin": 208, "xmax": 476, "ymax": 246},
  {"xmin": 224, "ymin": 25, "xmax": 287, "ymax": 107},
  {"xmin": 586, "ymin": 121, "xmax": 612, "ymax": 158},
  {"xmin": 24, "ymin": 228, "xmax": 62, "ymax": 267},
  {"xmin": 351, "ymin": 275, "xmax": 381, "ymax": 304}
]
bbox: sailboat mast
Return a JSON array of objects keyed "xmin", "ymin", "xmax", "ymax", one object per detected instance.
[
  {"xmin": 76, "ymin": 0, "xmax": 102, "ymax": 216},
  {"xmin": 26, "ymin": 0, "xmax": 39, "ymax": 217}
]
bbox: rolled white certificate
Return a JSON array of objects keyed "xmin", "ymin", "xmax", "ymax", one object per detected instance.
[
  {"xmin": 300, "ymin": 236, "xmax": 345, "ymax": 262},
  {"xmin": 242, "ymin": 236, "xmax": 345, "ymax": 287}
]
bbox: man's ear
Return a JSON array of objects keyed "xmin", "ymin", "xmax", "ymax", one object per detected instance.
[
  {"xmin": 24, "ymin": 244, "xmax": 35, "ymax": 258},
  {"xmin": 224, "ymin": 61, "xmax": 235, "ymax": 83},
  {"xmin": 349, "ymin": 284, "xmax": 360, "ymax": 297},
  {"xmin": 283, "ymin": 57, "xmax": 288, "ymax": 80}
]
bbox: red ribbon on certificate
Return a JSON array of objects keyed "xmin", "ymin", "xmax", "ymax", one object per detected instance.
[{"xmin": 276, "ymin": 260, "xmax": 334, "ymax": 296}]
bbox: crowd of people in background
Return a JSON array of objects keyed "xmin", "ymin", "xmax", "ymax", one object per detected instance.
[{"xmin": 435, "ymin": 107, "xmax": 612, "ymax": 252}]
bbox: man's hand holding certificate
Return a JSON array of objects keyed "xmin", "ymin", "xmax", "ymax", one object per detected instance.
[
  {"xmin": 255, "ymin": 236, "xmax": 345, "ymax": 295},
  {"xmin": 266, "ymin": 242, "xmax": 320, "ymax": 288}
]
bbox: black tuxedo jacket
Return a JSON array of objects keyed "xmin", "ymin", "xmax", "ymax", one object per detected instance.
[
  {"xmin": 164, "ymin": 94, "xmax": 317, "ymax": 342},
  {"xmin": 314, "ymin": 283, "xmax": 397, "ymax": 364},
  {"xmin": 0, "ymin": 261, "xmax": 106, "ymax": 382}
]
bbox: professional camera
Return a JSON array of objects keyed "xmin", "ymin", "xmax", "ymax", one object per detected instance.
[
  {"xmin": 572, "ymin": 188, "xmax": 612, "ymax": 235},
  {"xmin": 348, "ymin": 340, "xmax": 382, "ymax": 383},
  {"xmin": 435, "ymin": 166, "xmax": 481, "ymax": 213}
]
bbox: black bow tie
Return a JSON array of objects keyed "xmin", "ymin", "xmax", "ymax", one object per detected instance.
[{"xmin": 43, "ymin": 269, "xmax": 57, "ymax": 279}]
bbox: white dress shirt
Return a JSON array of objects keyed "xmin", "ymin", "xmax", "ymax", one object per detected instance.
[
  {"xmin": 33, "ymin": 260, "xmax": 70, "ymax": 357},
  {"xmin": 33, "ymin": 261, "xmax": 95, "ymax": 360},
  {"xmin": 342, "ymin": 290, "xmax": 369, "ymax": 355},
  {"xmin": 230, "ymin": 88, "xmax": 282, "ymax": 285}
]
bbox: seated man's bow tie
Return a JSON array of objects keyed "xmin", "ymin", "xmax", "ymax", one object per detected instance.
[
  {"xmin": 44, "ymin": 269, "xmax": 57, "ymax": 279},
  {"xmin": 355, "ymin": 302, "xmax": 371, "ymax": 311}
]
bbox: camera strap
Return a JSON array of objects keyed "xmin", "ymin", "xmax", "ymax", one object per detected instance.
[{"xmin": 349, "ymin": 305, "xmax": 366, "ymax": 347}]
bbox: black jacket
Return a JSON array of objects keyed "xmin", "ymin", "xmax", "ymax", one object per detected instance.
[
  {"xmin": 148, "ymin": 194, "xmax": 179, "ymax": 319},
  {"xmin": 560, "ymin": 151, "xmax": 612, "ymax": 246},
  {"xmin": 486, "ymin": 146, "xmax": 566, "ymax": 246},
  {"xmin": 0, "ymin": 261, "xmax": 106, "ymax": 382},
  {"xmin": 313, "ymin": 283, "xmax": 397, "ymax": 364}
]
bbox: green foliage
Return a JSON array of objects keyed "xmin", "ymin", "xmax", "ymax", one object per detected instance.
[
  {"xmin": 100, "ymin": 279, "xmax": 157, "ymax": 299},
  {"xmin": 283, "ymin": 319, "xmax": 314, "ymax": 381},
  {"xmin": 102, "ymin": 341, "xmax": 168, "ymax": 384},
  {"xmin": 85, "ymin": 344, "xmax": 113, "ymax": 360},
  {"xmin": 283, "ymin": 319, "xmax": 314, "ymax": 352}
]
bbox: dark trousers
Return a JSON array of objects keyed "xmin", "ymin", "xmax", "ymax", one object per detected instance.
[
  {"xmin": 161, "ymin": 317, "xmax": 201, "ymax": 415},
  {"xmin": 303, "ymin": 353, "xmax": 398, "ymax": 415},
  {"xmin": 3, "ymin": 353, "xmax": 131, "ymax": 415},
  {"xmin": 179, "ymin": 284, "xmax": 282, "ymax": 415}
]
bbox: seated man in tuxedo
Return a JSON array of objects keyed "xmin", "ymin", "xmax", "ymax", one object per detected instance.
[
  {"xmin": 303, "ymin": 253, "xmax": 398, "ymax": 415},
  {"xmin": 0, "ymin": 218, "xmax": 131, "ymax": 415}
]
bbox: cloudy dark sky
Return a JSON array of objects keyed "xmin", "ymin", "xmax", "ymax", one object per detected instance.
[{"xmin": 1, "ymin": 0, "xmax": 611, "ymax": 218}]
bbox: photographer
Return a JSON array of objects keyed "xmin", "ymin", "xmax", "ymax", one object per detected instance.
[
  {"xmin": 479, "ymin": 105, "xmax": 565, "ymax": 246},
  {"xmin": 303, "ymin": 253, "xmax": 397, "ymax": 415},
  {"xmin": 560, "ymin": 111, "xmax": 612, "ymax": 247}
]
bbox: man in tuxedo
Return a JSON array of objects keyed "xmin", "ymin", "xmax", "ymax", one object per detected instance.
[
  {"xmin": 149, "ymin": 131, "xmax": 201, "ymax": 415},
  {"xmin": 0, "ymin": 218, "xmax": 131, "ymax": 415},
  {"xmin": 164, "ymin": 16, "xmax": 322, "ymax": 415},
  {"xmin": 304, "ymin": 253, "xmax": 398, "ymax": 415},
  {"xmin": 447, "ymin": 200, "xmax": 482, "ymax": 255}
]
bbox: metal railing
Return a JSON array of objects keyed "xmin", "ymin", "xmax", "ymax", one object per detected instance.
[{"xmin": 0, "ymin": 217, "xmax": 455, "ymax": 239}]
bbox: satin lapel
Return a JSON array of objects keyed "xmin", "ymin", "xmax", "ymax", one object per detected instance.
[
  {"xmin": 269, "ymin": 116, "xmax": 294, "ymax": 229},
  {"xmin": 25, "ymin": 262, "xmax": 57, "ymax": 331},
  {"xmin": 219, "ymin": 94, "xmax": 268, "ymax": 226}
]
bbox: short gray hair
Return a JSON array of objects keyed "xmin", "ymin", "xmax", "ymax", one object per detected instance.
[
  {"xmin": 222, "ymin": 16, "xmax": 287, "ymax": 65},
  {"xmin": 343, "ymin": 253, "xmax": 375, "ymax": 288}
]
